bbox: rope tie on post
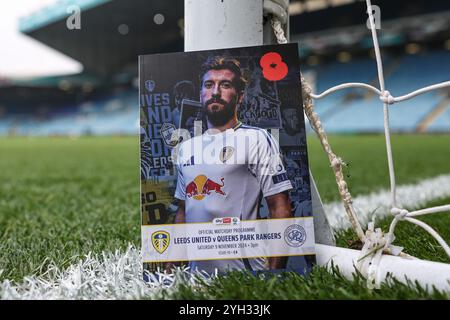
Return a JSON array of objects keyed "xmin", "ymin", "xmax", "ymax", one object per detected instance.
[
  {"xmin": 301, "ymin": 73, "xmax": 366, "ymax": 242},
  {"xmin": 357, "ymin": 222, "xmax": 386, "ymax": 289},
  {"xmin": 270, "ymin": 19, "xmax": 288, "ymax": 44}
]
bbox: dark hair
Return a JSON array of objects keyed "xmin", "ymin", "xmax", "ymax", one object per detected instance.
[{"xmin": 200, "ymin": 56, "xmax": 247, "ymax": 92}]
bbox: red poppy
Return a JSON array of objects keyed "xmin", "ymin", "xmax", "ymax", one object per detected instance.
[{"xmin": 259, "ymin": 52, "xmax": 288, "ymax": 81}]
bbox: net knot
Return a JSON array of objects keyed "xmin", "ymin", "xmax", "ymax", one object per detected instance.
[
  {"xmin": 391, "ymin": 207, "xmax": 409, "ymax": 220},
  {"xmin": 379, "ymin": 90, "xmax": 395, "ymax": 104}
]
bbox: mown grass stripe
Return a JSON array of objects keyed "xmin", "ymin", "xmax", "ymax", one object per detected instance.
[{"xmin": 1, "ymin": 186, "xmax": 448, "ymax": 300}]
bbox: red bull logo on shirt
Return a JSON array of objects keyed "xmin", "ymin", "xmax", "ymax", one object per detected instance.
[{"xmin": 186, "ymin": 175, "xmax": 226, "ymax": 200}]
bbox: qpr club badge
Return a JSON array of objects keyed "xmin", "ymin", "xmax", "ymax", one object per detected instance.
[{"xmin": 284, "ymin": 224, "xmax": 307, "ymax": 247}]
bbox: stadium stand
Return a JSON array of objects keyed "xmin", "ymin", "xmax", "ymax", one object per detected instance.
[
  {"xmin": 0, "ymin": 89, "xmax": 139, "ymax": 136},
  {"xmin": 0, "ymin": 0, "xmax": 448, "ymax": 136},
  {"xmin": 310, "ymin": 57, "xmax": 379, "ymax": 122},
  {"xmin": 428, "ymin": 100, "xmax": 450, "ymax": 132},
  {"xmin": 1, "ymin": 49, "xmax": 448, "ymax": 135},
  {"xmin": 307, "ymin": 50, "xmax": 450, "ymax": 133}
]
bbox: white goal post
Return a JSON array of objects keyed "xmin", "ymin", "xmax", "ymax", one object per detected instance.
[{"xmin": 184, "ymin": 0, "xmax": 450, "ymax": 292}]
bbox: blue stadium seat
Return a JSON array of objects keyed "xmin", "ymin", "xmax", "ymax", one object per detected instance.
[
  {"xmin": 306, "ymin": 50, "xmax": 450, "ymax": 133},
  {"xmin": 0, "ymin": 50, "xmax": 448, "ymax": 135},
  {"xmin": 428, "ymin": 104, "xmax": 450, "ymax": 132}
]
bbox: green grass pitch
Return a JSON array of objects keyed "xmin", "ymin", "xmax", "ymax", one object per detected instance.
[{"xmin": 0, "ymin": 134, "xmax": 449, "ymax": 299}]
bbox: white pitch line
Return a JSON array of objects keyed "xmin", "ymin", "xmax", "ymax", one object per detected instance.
[
  {"xmin": 1, "ymin": 174, "xmax": 450, "ymax": 300},
  {"xmin": 324, "ymin": 174, "xmax": 450, "ymax": 231},
  {"xmin": 0, "ymin": 246, "xmax": 203, "ymax": 300}
]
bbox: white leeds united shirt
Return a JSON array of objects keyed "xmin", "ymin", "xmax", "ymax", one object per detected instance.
[{"xmin": 174, "ymin": 122, "xmax": 293, "ymax": 273}]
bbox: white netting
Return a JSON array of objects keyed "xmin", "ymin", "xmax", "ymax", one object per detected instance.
[{"xmin": 267, "ymin": 0, "xmax": 450, "ymax": 288}]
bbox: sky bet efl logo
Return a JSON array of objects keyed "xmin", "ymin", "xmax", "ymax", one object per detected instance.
[
  {"xmin": 186, "ymin": 175, "xmax": 225, "ymax": 200},
  {"xmin": 213, "ymin": 217, "xmax": 240, "ymax": 225}
]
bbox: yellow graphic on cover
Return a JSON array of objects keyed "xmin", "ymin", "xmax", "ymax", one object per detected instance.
[
  {"xmin": 151, "ymin": 230, "xmax": 170, "ymax": 254},
  {"xmin": 141, "ymin": 179, "xmax": 176, "ymax": 225}
]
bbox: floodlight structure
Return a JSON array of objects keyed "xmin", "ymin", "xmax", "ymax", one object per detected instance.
[{"xmin": 184, "ymin": 0, "xmax": 450, "ymax": 292}]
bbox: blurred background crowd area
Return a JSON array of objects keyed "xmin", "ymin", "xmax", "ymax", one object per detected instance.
[{"xmin": 0, "ymin": 0, "xmax": 449, "ymax": 136}]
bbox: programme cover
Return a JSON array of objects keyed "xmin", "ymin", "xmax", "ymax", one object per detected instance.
[{"xmin": 139, "ymin": 43, "xmax": 315, "ymax": 277}]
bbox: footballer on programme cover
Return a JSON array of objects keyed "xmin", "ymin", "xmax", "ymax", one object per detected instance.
[{"xmin": 140, "ymin": 43, "xmax": 315, "ymax": 277}]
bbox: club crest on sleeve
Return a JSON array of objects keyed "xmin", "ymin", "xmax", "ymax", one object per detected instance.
[
  {"xmin": 219, "ymin": 146, "xmax": 235, "ymax": 163},
  {"xmin": 151, "ymin": 230, "xmax": 170, "ymax": 254}
]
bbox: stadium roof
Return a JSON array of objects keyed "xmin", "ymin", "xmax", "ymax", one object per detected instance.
[
  {"xmin": 20, "ymin": 0, "xmax": 183, "ymax": 77},
  {"xmin": 19, "ymin": 0, "xmax": 112, "ymax": 33},
  {"xmin": 9, "ymin": 72, "xmax": 102, "ymax": 88},
  {"xmin": 19, "ymin": 0, "xmax": 450, "ymax": 79}
]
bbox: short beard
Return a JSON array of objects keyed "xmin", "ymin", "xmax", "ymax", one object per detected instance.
[{"xmin": 204, "ymin": 99, "xmax": 237, "ymax": 127}]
